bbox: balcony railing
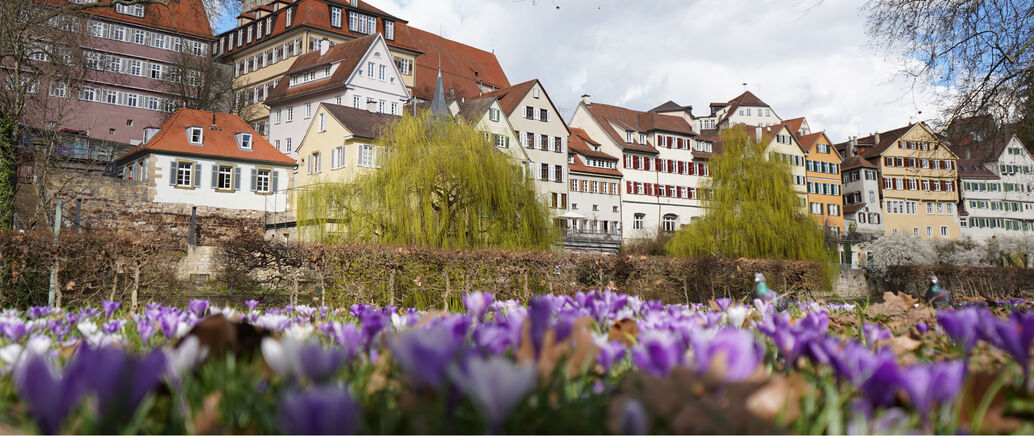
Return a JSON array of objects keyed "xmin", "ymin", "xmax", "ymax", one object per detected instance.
[{"xmin": 561, "ymin": 228, "xmax": 622, "ymax": 242}]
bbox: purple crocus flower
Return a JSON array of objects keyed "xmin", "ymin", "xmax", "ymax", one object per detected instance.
[
  {"xmin": 27, "ymin": 307, "xmax": 52, "ymax": 319},
  {"xmin": 938, "ymin": 308, "xmax": 982, "ymax": 353},
  {"xmin": 632, "ymin": 330, "xmax": 681, "ymax": 377},
  {"xmin": 980, "ymin": 312, "xmax": 1034, "ymax": 379},
  {"xmin": 862, "ymin": 322, "xmax": 891, "ymax": 347},
  {"xmin": 101, "ymin": 300, "xmax": 120, "ymax": 319},
  {"xmin": 596, "ymin": 340, "xmax": 628, "ymax": 373},
  {"xmin": 278, "ymin": 387, "xmax": 360, "ymax": 435},
  {"xmin": 389, "ymin": 324, "xmax": 461, "ymax": 389},
  {"xmin": 101, "ymin": 320, "xmax": 123, "ymax": 334},
  {"xmin": 691, "ymin": 328, "xmax": 762, "ymax": 381},
  {"xmin": 73, "ymin": 344, "xmax": 167, "ymax": 425},
  {"xmin": 448, "ymin": 355, "xmax": 536, "ymax": 431},
  {"xmin": 527, "ymin": 296, "xmax": 555, "ymax": 357},
  {"xmin": 473, "ymin": 324, "xmax": 517, "ymax": 356},
  {"xmin": 135, "ymin": 317, "xmax": 156, "ymax": 342},
  {"xmin": 320, "ymin": 322, "xmax": 362, "ymax": 362},
  {"xmin": 319, "ymin": 306, "xmax": 330, "ymax": 320},
  {"xmin": 3, "ymin": 320, "xmax": 28, "ymax": 342},
  {"xmin": 298, "ymin": 343, "xmax": 347, "ymax": 382},
  {"xmin": 244, "ymin": 300, "xmax": 259, "ymax": 311},
  {"xmin": 897, "ymin": 360, "xmax": 966, "ymax": 419},
  {"xmin": 714, "ymin": 298, "xmax": 733, "ymax": 311},
  {"xmin": 915, "ymin": 322, "xmax": 929, "ymax": 334},
  {"xmin": 358, "ymin": 310, "xmax": 389, "ymax": 349},
  {"xmin": 14, "ymin": 355, "xmax": 86, "ymax": 434},
  {"xmin": 463, "ymin": 291, "xmax": 495, "ymax": 321},
  {"xmin": 188, "ymin": 299, "xmax": 210, "ymax": 318}
]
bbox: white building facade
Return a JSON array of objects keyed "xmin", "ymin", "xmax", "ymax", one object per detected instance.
[
  {"xmin": 956, "ymin": 135, "xmax": 1034, "ymax": 239},
  {"xmin": 265, "ymin": 34, "xmax": 410, "ymax": 157}
]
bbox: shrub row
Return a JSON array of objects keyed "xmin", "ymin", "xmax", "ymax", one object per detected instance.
[
  {"xmin": 217, "ymin": 232, "xmax": 829, "ymax": 308},
  {"xmin": 0, "ymin": 230, "xmax": 180, "ymax": 308},
  {"xmin": 872, "ymin": 264, "xmax": 1034, "ymax": 301}
]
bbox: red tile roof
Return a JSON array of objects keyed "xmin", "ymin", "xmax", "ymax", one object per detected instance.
[
  {"xmin": 956, "ymin": 159, "xmax": 1000, "ymax": 180},
  {"xmin": 780, "ymin": 117, "xmax": 806, "ymax": 136},
  {"xmin": 844, "ymin": 202, "xmax": 868, "ymax": 214},
  {"xmin": 266, "ymin": 34, "xmax": 380, "ymax": 104},
  {"xmin": 42, "ymin": 0, "xmax": 214, "ymax": 39},
  {"xmin": 217, "ymin": 0, "xmax": 420, "ymax": 59},
  {"xmin": 833, "ymin": 124, "xmax": 917, "ymax": 160},
  {"xmin": 478, "ymin": 79, "xmax": 571, "ymax": 135},
  {"xmin": 320, "ymin": 103, "xmax": 398, "ymax": 139},
  {"xmin": 580, "ymin": 102, "xmax": 695, "ymax": 154},
  {"xmin": 949, "ymin": 134, "xmax": 1014, "ymax": 165},
  {"xmin": 840, "ymin": 155, "xmax": 877, "ymax": 171},
  {"xmin": 118, "ymin": 109, "xmax": 294, "ymax": 165},
  {"xmin": 405, "ymin": 26, "xmax": 510, "ymax": 102},
  {"xmin": 716, "ymin": 91, "xmax": 771, "ymax": 124},
  {"xmin": 569, "ymin": 129, "xmax": 621, "ymax": 177}
]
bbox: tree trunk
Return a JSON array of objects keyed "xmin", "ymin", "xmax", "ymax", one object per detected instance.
[
  {"xmin": 292, "ymin": 271, "xmax": 299, "ymax": 306},
  {"xmin": 131, "ymin": 262, "xmax": 140, "ymax": 312},
  {"xmin": 388, "ymin": 269, "xmax": 396, "ymax": 307},
  {"xmin": 108, "ymin": 266, "xmax": 118, "ymax": 302},
  {"xmin": 320, "ymin": 274, "xmax": 326, "ymax": 307},
  {"xmin": 443, "ymin": 271, "xmax": 450, "ymax": 311}
]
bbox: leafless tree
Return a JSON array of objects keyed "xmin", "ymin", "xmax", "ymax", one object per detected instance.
[
  {"xmin": 866, "ymin": 0, "xmax": 1034, "ymax": 130},
  {"xmin": 162, "ymin": 46, "xmax": 235, "ymax": 115}
]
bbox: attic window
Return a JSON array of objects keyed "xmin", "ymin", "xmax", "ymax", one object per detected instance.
[
  {"xmin": 187, "ymin": 127, "xmax": 203, "ymax": 145},
  {"xmin": 625, "ymin": 131, "xmax": 633, "ymax": 143},
  {"xmin": 237, "ymin": 132, "xmax": 252, "ymax": 149},
  {"xmin": 384, "ymin": 20, "xmax": 394, "ymax": 40},
  {"xmin": 533, "ymin": 88, "xmax": 540, "ymax": 98}
]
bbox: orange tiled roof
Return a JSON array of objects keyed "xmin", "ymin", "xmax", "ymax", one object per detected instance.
[
  {"xmin": 118, "ymin": 109, "xmax": 295, "ymax": 165},
  {"xmin": 478, "ymin": 79, "xmax": 572, "ymax": 135},
  {"xmin": 581, "ymin": 102, "xmax": 695, "ymax": 154},
  {"xmin": 405, "ymin": 26, "xmax": 510, "ymax": 101},
  {"xmin": 780, "ymin": 117, "xmax": 806, "ymax": 136},
  {"xmin": 217, "ymin": 0, "xmax": 420, "ymax": 58},
  {"xmin": 39, "ymin": 0, "xmax": 214, "ymax": 39},
  {"xmin": 266, "ymin": 34, "xmax": 379, "ymax": 104}
]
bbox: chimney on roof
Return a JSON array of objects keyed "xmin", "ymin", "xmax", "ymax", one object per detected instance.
[
  {"xmin": 367, "ymin": 98, "xmax": 378, "ymax": 113},
  {"xmin": 581, "ymin": 94, "xmax": 591, "ymax": 106},
  {"xmin": 874, "ymin": 132, "xmax": 880, "ymax": 145},
  {"xmin": 319, "ymin": 39, "xmax": 329, "ymax": 56},
  {"xmin": 755, "ymin": 127, "xmax": 762, "ymax": 142},
  {"xmin": 211, "ymin": 112, "xmax": 216, "ymax": 126},
  {"xmin": 846, "ymin": 137, "xmax": 854, "ymax": 157},
  {"xmin": 142, "ymin": 127, "xmax": 160, "ymax": 144}
]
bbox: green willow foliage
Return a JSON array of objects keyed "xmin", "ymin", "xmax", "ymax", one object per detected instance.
[
  {"xmin": 296, "ymin": 111, "xmax": 558, "ymax": 250},
  {"xmin": 665, "ymin": 126, "xmax": 835, "ymax": 282}
]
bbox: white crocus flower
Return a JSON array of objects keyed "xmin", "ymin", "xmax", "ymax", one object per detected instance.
[{"xmin": 725, "ymin": 306, "xmax": 749, "ymax": 329}]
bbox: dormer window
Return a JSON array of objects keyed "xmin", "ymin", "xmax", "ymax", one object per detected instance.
[
  {"xmin": 384, "ymin": 21, "xmax": 394, "ymax": 40},
  {"xmin": 639, "ymin": 133, "xmax": 646, "ymax": 144},
  {"xmin": 237, "ymin": 132, "xmax": 252, "ymax": 149},
  {"xmin": 187, "ymin": 127, "xmax": 203, "ymax": 145},
  {"xmin": 625, "ymin": 130, "xmax": 633, "ymax": 143}
]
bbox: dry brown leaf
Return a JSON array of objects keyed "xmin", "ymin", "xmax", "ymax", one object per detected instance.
[
  {"xmin": 958, "ymin": 371, "xmax": 1024, "ymax": 433},
  {"xmin": 608, "ymin": 318, "xmax": 639, "ymax": 346},
  {"xmin": 192, "ymin": 391, "xmax": 222, "ymax": 434},
  {"xmin": 746, "ymin": 373, "xmax": 809, "ymax": 422},
  {"xmin": 867, "ymin": 292, "xmax": 916, "ymax": 318},
  {"xmin": 880, "ymin": 335, "xmax": 922, "ymax": 356}
]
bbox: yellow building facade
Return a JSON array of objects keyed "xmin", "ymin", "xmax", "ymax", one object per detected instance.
[
  {"xmin": 865, "ymin": 123, "xmax": 960, "ymax": 239},
  {"xmin": 801, "ymin": 132, "xmax": 845, "ymax": 233}
]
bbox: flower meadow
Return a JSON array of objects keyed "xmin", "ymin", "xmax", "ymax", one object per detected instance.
[{"xmin": 1, "ymin": 292, "xmax": 1033, "ymax": 434}]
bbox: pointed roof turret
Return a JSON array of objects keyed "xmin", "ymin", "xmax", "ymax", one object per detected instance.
[{"xmin": 429, "ymin": 65, "xmax": 451, "ymax": 118}]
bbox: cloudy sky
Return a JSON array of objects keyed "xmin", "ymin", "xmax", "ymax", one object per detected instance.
[{"xmin": 218, "ymin": 0, "xmax": 950, "ymax": 140}]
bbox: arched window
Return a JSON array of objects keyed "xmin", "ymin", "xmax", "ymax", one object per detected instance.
[
  {"xmin": 633, "ymin": 213, "xmax": 645, "ymax": 230},
  {"xmin": 662, "ymin": 214, "xmax": 678, "ymax": 233}
]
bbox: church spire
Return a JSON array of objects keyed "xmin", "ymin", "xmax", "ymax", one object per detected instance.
[{"xmin": 429, "ymin": 59, "xmax": 450, "ymax": 118}]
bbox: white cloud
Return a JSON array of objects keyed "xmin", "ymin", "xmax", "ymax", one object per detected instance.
[{"xmin": 373, "ymin": 0, "xmax": 951, "ymax": 140}]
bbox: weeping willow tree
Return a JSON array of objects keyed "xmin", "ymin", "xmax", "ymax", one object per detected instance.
[
  {"xmin": 296, "ymin": 110, "xmax": 558, "ymax": 250},
  {"xmin": 665, "ymin": 126, "xmax": 835, "ymax": 281}
]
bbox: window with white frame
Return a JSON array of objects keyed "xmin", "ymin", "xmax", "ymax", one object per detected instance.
[
  {"xmin": 308, "ymin": 152, "xmax": 321, "ymax": 173},
  {"xmin": 358, "ymin": 144, "xmax": 376, "ymax": 167},
  {"xmin": 287, "ymin": 107, "xmax": 294, "ymax": 122},
  {"xmin": 305, "ymin": 103, "xmax": 312, "ymax": 118},
  {"xmin": 255, "ymin": 169, "xmax": 271, "ymax": 192},
  {"xmin": 353, "ymin": 95, "xmax": 361, "ymax": 108},
  {"xmin": 633, "ymin": 213, "xmax": 644, "ymax": 230},
  {"xmin": 318, "ymin": 113, "xmax": 326, "ymax": 132},
  {"xmin": 187, "ymin": 127, "xmax": 203, "ymax": 144},
  {"xmin": 662, "ymin": 214, "xmax": 678, "ymax": 233},
  {"xmin": 331, "ymin": 146, "xmax": 347, "ymax": 169},
  {"xmin": 238, "ymin": 133, "xmax": 252, "ymax": 149},
  {"xmin": 175, "ymin": 161, "xmax": 193, "ymax": 186},
  {"xmin": 385, "ymin": 21, "xmax": 394, "ymax": 39},
  {"xmin": 49, "ymin": 82, "xmax": 67, "ymax": 98},
  {"xmin": 330, "ymin": 7, "xmax": 342, "ymax": 27},
  {"xmin": 217, "ymin": 165, "xmax": 233, "ymax": 190}
]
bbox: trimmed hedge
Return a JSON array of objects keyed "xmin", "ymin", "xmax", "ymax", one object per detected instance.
[
  {"xmin": 873, "ymin": 264, "xmax": 1034, "ymax": 301},
  {"xmin": 217, "ymin": 233, "xmax": 829, "ymax": 308}
]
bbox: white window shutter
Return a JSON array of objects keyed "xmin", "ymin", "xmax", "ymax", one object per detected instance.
[
  {"xmin": 168, "ymin": 161, "xmax": 176, "ymax": 185},
  {"xmin": 233, "ymin": 167, "xmax": 241, "ymax": 191},
  {"xmin": 250, "ymin": 168, "xmax": 257, "ymax": 192},
  {"xmin": 193, "ymin": 163, "xmax": 202, "ymax": 187},
  {"xmin": 272, "ymin": 170, "xmax": 279, "ymax": 192}
]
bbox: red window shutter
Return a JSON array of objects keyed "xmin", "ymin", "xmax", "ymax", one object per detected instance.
[
  {"xmin": 626, "ymin": 180, "xmax": 632, "ymax": 193},
  {"xmin": 634, "ymin": 156, "xmax": 641, "ymax": 169},
  {"xmin": 885, "ymin": 157, "xmax": 892, "ymax": 166},
  {"xmin": 667, "ymin": 160, "xmax": 674, "ymax": 173},
  {"xmin": 667, "ymin": 137, "xmax": 673, "ymax": 148},
  {"xmin": 655, "ymin": 157, "xmax": 662, "ymax": 170},
  {"xmin": 656, "ymin": 134, "xmax": 662, "ymax": 145},
  {"xmin": 677, "ymin": 138, "xmax": 683, "ymax": 149},
  {"xmin": 898, "ymin": 140, "xmax": 903, "ymax": 148}
]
